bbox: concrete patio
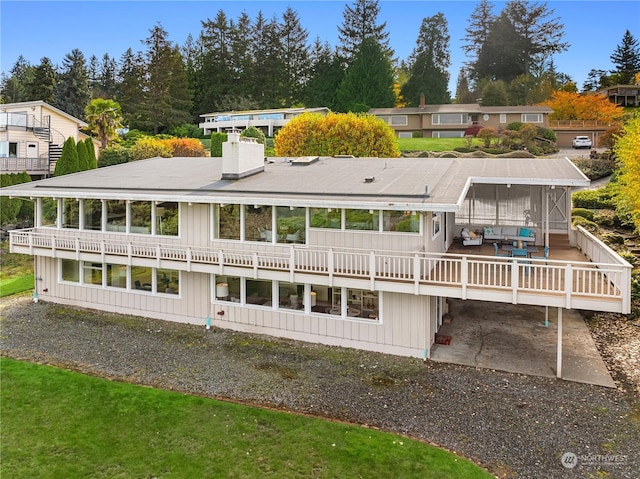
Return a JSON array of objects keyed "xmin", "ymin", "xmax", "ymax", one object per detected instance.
[{"xmin": 430, "ymin": 299, "xmax": 616, "ymax": 388}]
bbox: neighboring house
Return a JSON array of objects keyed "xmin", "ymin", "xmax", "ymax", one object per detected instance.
[
  {"xmin": 200, "ymin": 107, "xmax": 330, "ymax": 137},
  {"xmin": 597, "ymin": 84, "xmax": 639, "ymax": 107},
  {"xmin": 369, "ymin": 102, "xmax": 553, "ymax": 138},
  {"xmin": 0, "ymin": 101, "xmax": 94, "ymax": 179},
  {"xmin": 1, "ymin": 133, "xmax": 631, "ymax": 378}
]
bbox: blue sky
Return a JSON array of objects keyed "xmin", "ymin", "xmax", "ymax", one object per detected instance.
[{"xmin": 1, "ymin": 0, "xmax": 639, "ymax": 93}]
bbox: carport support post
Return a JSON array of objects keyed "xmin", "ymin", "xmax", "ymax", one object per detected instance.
[
  {"xmin": 544, "ymin": 306, "xmax": 549, "ymax": 327},
  {"xmin": 556, "ymin": 307, "xmax": 563, "ymax": 379}
]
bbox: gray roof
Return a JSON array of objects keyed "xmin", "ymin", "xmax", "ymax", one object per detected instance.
[{"xmin": 1, "ymin": 156, "xmax": 589, "ymax": 212}]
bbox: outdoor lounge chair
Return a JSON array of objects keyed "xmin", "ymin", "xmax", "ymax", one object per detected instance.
[{"xmin": 493, "ymin": 242, "xmax": 509, "ymax": 257}]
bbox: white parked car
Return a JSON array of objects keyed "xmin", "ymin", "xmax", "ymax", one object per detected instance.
[{"xmin": 572, "ymin": 136, "xmax": 592, "ymax": 149}]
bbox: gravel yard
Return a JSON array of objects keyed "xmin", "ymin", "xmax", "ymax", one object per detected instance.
[{"xmin": 1, "ymin": 295, "xmax": 638, "ymax": 479}]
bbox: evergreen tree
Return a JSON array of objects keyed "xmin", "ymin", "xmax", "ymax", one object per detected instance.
[
  {"xmin": 610, "ymin": 30, "xmax": 640, "ymax": 85},
  {"xmin": 54, "ymin": 137, "xmax": 79, "ymax": 176},
  {"xmin": 76, "ymin": 138, "xmax": 90, "ymax": 171},
  {"xmin": 139, "ymin": 23, "xmax": 192, "ymax": 133},
  {"xmin": 85, "ymin": 137, "xmax": 98, "ymax": 169},
  {"xmin": 230, "ymin": 12, "xmax": 255, "ymax": 103},
  {"xmin": 280, "ymin": 6, "xmax": 310, "ymax": 106},
  {"xmin": 583, "ymin": 69, "xmax": 612, "ymax": 92},
  {"xmin": 455, "ymin": 68, "xmax": 476, "ymax": 104},
  {"xmin": 54, "ymin": 49, "xmax": 91, "ymax": 120},
  {"xmin": 30, "ymin": 57, "xmax": 57, "ymax": 103},
  {"xmin": 462, "ymin": 0, "xmax": 496, "ymax": 59},
  {"xmin": 337, "ymin": 0, "xmax": 393, "ymax": 63},
  {"xmin": 196, "ymin": 11, "xmax": 235, "ymax": 114},
  {"xmin": 1, "ymin": 56, "xmax": 35, "ymax": 102},
  {"xmin": 303, "ymin": 39, "xmax": 344, "ymax": 109},
  {"xmin": 475, "ymin": 12, "xmax": 526, "ymax": 82},
  {"xmin": 480, "ymin": 80, "xmax": 509, "ymax": 106},
  {"xmin": 504, "ymin": 0, "xmax": 569, "ymax": 74},
  {"xmin": 335, "ymin": 37, "xmax": 395, "ymax": 112},
  {"xmin": 400, "ymin": 12, "xmax": 451, "ymax": 106},
  {"xmin": 95, "ymin": 53, "xmax": 119, "ymax": 99},
  {"xmin": 117, "ymin": 48, "xmax": 146, "ymax": 129},
  {"xmin": 251, "ymin": 13, "xmax": 285, "ymax": 108}
]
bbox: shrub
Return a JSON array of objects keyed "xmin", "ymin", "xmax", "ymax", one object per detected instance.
[
  {"xmin": 571, "ymin": 208, "xmax": 595, "ymax": 221},
  {"xmin": 210, "ymin": 132, "xmax": 227, "ymax": 157},
  {"xmin": 53, "ymin": 137, "xmax": 79, "ymax": 176},
  {"xmin": 76, "ymin": 140, "xmax": 90, "ymax": 171},
  {"xmin": 129, "ymin": 137, "xmax": 172, "ymax": 161},
  {"xmin": 593, "ymin": 209, "xmax": 617, "ymax": 228},
  {"xmin": 618, "ymin": 250, "xmax": 637, "ymax": 266},
  {"xmin": 275, "ymin": 112, "xmax": 399, "ymax": 158},
  {"xmin": 85, "ymin": 138, "xmax": 98, "ymax": 169},
  {"xmin": 122, "ymin": 129, "xmax": 149, "ymax": 147},
  {"xmin": 506, "ymin": 122, "xmax": 523, "ymax": 131},
  {"xmin": 241, "ymin": 126, "xmax": 266, "ymax": 145},
  {"xmin": 477, "ymin": 127, "xmax": 497, "ymax": 148},
  {"xmin": 464, "ymin": 124, "xmax": 482, "ymax": 137},
  {"xmin": 572, "ymin": 189, "xmax": 616, "ymax": 209},
  {"xmin": 0, "ymin": 172, "xmax": 31, "ymax": 224},
  {"xmin": 571, "ymin": 157, "xmax": 616, "ymax": 180},
  {"xmin": 98, "ymin": 145, "xmax": 132, "ymax": 167},
  {"xmin": 411, "ymin": 131, "xmax": 424, "ymax": 138},
  {"xmin": 168, "ymin": 123, "xmax": 204, "ymax": 138},
  {"xmin": 536, "ymin": 126, "xmax": 557, "ymax": 143},
  {"xmin": 601, "ymin": 232, "xmax": 625, "ymax": 246},
  {"xmin": 159, "ymin": 138, "xmax": 207, "ymax": 157},
  {"xmin": 571, "ymin": 215, "xmax": 599, "ymax": 232}
]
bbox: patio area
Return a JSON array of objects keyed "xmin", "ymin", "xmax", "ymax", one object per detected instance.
[{"xmin": 431, "ymin": 298, "xmax": 616, "ymax": 388}]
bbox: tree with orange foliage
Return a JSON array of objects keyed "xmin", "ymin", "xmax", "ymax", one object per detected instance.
[{"xmin": 542, "ymin": 91, "xmax": 624, "ymax": 123}]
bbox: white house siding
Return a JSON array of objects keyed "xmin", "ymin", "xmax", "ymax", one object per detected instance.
[
  {"xmin": 211, "ymin": 291, "xmax": 430, "ymax": 358},
  {"xmin": 182, "ymin": 203, "xmax": 210, "ymax": 247},
  {"xmin": 36, "ymin": 256, "xmax": 210, "ymax": 325}
]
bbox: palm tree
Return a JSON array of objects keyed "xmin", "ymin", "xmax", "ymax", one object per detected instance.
[{"xmin": 85, "ymin": 98, "xmax": 123, "ymax": 150}]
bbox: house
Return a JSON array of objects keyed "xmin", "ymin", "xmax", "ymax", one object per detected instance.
[
  {"xmin": 1, "ymin": 133, "xmax": 631, "ymax": 378},
  {"xmin": 199, "ymin": 107, "xmax": 330, "ymax": 137},
  {"xmin": 369, "ymin": 102, "xmax": 553, "ymax": 138},
  {"xmin": 0, "ymin": 101, "xmax": 95, "ymax": 179},
  {"xmin": 597, "ymin": 84, "xmax": 639, "ymax": 107}
]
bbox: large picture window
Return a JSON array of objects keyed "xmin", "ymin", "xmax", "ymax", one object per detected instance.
[
  {"xmin": 106, "ymin": 200, "xmax": 126, "ymax": 232},
  {"xmin": 383, "ymin": 211, "xmax": 419, "ymax": 232},
  {"xmin": 61, "ymin": 259, "xmax": 79, "ymax": 282},
  {"xmin": 245, "ymin": 205, "xmax": 273, "ymax": 242},
  {"xmin": 310, "ymin": 208, "xmax": 341, "ymax": 229},
  {"xmin": 217, "ymin": 204, "xmax": 241, "ymax": 240},
  {"xmin": 62, "ymin": 199, "xmax": 79, "ymax": 229},
  {"xmin": 276, "ymin": 206, "xmax": 305, "ymax": 243},
  {"xmin": 130, "ymin": 201, "xmax": 151, "ymax": 234},
  {"xmin": 83, "ymin": 199, "xmax": 102, "ymax": 231},
  {"xmin": 156, "ymin": 202, "xmax": 178, "ymax": 236},
  {"xmin": 345, "ymin": 209, "xmax": 376, "ymax": 230}
]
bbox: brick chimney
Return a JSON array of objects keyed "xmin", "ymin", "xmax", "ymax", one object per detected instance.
[
  {"xmin": 221, "ymin": 130, "xmax": 265, "ymax": 180},
  {"xmin": 419, "ymin": 93, "xmax": 426, "ymax": 110}
]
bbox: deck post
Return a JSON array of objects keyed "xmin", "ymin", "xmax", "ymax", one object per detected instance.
[{"xmin": 556, "ymin": 307, "xmax": 563, "ymax": 379}]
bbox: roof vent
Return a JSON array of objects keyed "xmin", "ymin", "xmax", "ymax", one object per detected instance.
[
  {"xmin": 290, "ymin": 156, "xmax": 319, "ymax": 166},
  {"xmin": 364, "ymin": 176, "xmax": 375, "ymax": 183}
]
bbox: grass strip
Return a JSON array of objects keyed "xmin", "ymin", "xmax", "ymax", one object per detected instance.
[
  {"xmin": 0, "ymin": 274, "xmax": 34, "ymax": 297},
  {"xmin": 0, "ymin": 358, "xmax": 493, "ymax": 479}
]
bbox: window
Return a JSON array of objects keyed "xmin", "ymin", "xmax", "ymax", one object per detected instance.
[
  {"xmin": 432, "ymin": 212, "xmax": 441, "ymax": 238},
  {"xmin": 245, "ymin": 205, "xmax": 273, "ymax": 242},
  {"xmin": 345, "ymin": 209, "xmax": 375, "ymax": 230},
  {"xmin": 83, "ymin": 199, "xmax": 102, "ymax": 230},
  {"xmin": 383, "ymin": 211, "xmax": 419, "ymax": 232},
  {"xmin": 61, "ymin": 259, "xmax": 79, "ymax": 282},
  {"xmin": 62, "ymin": 199, "xmax": 79, "ymax": 229},
  {"xmin": 246, "ymin": 279, "xmax": 272, "ymax": 306},
  {"xmin": 132, "ymin": 266, "xmax": 152, "ymax": 292},
  {"xmin": 0, "ymin": 141, "xmax": 18, "ymax": 157},
  {"xmin": 432, "ymin": 130, "xmax": 464, "ymax": 138},
  {"xmin": 106, "ymin": 264, "xmax": 127, "ymax": 288},
  {"xmin": 432, "ymin": 113, "xmax": 469, "ymax": 125},
  {"xmin": 157, "ymin": 268, "xmax": 179, "ymax": 295},
  {"xmin": 215, "ymin": 276, "xmax": 241, "ymax": 302},
  {"xmin": 332, "ymin": 287, "xmax": 380, "ymax": 320},
  {"xmin": 156, "ymin": 202, "xmax": 178, "ymax": 236},
  {"xmin": 521, "ymin": 113, "xmax": 543, "ymax": 123},
  {"xmin": 130, "ymin": 201, "xmax": 151, "ymax": 234},
  {"xmin": 310, "ymin": 208, "xmax": 341, "ymax": 229},
  {"xmin": 499, "ymin": 114, "xmax": 507, "ymax": 124},
  {"xmin": 106, "ymin": 200, "xmax": 126, "ymax": 232},
  {"xmin": 216, "ymin": 204, "xmax": 241, "ymax": 240},
  {"xmin": 276, "ymin": 206, "xmax": 305, "ymax": 244},
  {"xmin": 83, "ymin": 262, "xmax": 103, "ymax": 286},
  {"xmin": 398, "ymin": 132, "xmax": 413, "ymax": 138},
  {"xmin": 278, "ymin": 281, "xmax": 304, "ymax": 310},
  {"xmin": 41, "ymin": 197, "xmax": 57, "ymax": 227}
]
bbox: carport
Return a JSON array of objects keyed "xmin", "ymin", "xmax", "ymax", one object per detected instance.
[{"xmin": 431, "ymin": 299, "xmax": 615, "ymax": 388}]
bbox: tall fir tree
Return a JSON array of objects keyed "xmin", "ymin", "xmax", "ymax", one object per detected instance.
[
  {"xmin": 54, "ymin": 49, "xmax": 91, "ymax": 120},
  {"xmin": 475, "ymin": 12, "xmax": 527, "ymax": 82},
  {"xmin": 30, "ymin": 57, "xmax": 57, "ymax": 104},
  {"xmin": 251, "ymin": 13, "xmax": 285, "ymax": 108},
  {"xmin": 280, "ymin": 6, "xmax": 311, "ymax": 106},
  {"xmin": 1, "ymin": 56, "xmax": 35, "ymax": 103},
  {"xmin": 337, "ymin": 0, "xmax": 393, "ymax": 63},
  {"xmin": 335, "ymin": 37, "xmax": 395, "ymax": 112},
  {"xmin": 84, "ymin": 137, "xmax": 98, "ymax": 169},
  {"xmin": 454, "ymin": 68, "xmax": 476, "ymax": 104},
  {"xmin": 304, "ymin": 39, "xmax": 344, "ymax": 109},
  {"xmin": 401, "ymin": 12, "xmax": 451, "ymax": 106},
  {"xmin": 117, "ymin": 48, "xmax": 146, "ymax": 129},
  {"xmin": 462, "ymin": 0, "xmax": 496, "ymax": 59},
  {"xmin": 76, "ymin": 138, "xmax": 90, "ymax": 171},
  {"xmin": 610, "ymin": 30, "xmax": 640, "ymax": 85}
]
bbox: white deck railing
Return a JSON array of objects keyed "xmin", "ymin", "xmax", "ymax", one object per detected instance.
[{"xmin": 10, "ymin": 228, "xmax": 632, "ymax": 313}]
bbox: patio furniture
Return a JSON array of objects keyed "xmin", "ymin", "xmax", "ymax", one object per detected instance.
[
  {"xmin": 502, "ymin": 245, "xmax": 539, "ymax": 256},
  {"xmin": 531, "ymin": 246, "xmax": 549, "ymax": 263},
  {"xmin": 511, "ymin": 247, "xmax": 529, "ymax": 258},
  {"xmin": 461, "ymin": 228, "xmax": 483, "ymax": 246},
  {"xmin": 493, "ymin": 242, "xmax": 510, "ymax": 257},
  {"xmin": 286, "ymin": 230, "xmax": 301, "ymax": 243}
]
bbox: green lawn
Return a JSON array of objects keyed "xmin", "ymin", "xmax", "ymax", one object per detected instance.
[
  {"xmin": 397, "ymin": 137, "xmax": 480, "ymax": 152},
  {"xmin": 0, "ymin": 242, "xmax": 34, "ymax": 297},
  {"xmin": 0, "ymin": 273, "xmax": 33, "ymax": 297},
  {"xmin": 1, "ymin": 358, "xmax": 493, "ymax": 479}
]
